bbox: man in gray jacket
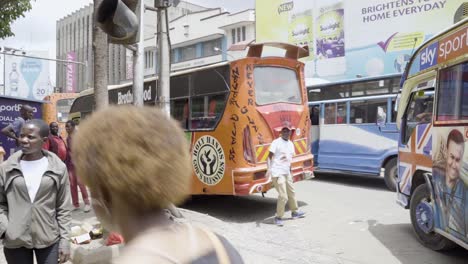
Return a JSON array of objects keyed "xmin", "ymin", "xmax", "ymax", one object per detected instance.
[{"xmin": 0, "ymin": 119, "xmax": 71, "ymax": 264}]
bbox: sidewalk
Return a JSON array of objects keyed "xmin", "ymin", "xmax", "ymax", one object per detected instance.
[{"xmin": 0, "ymin": 207, "xmax": 353, "ymax": 264}]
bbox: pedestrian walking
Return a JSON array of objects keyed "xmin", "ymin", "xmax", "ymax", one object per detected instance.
[
  {"xmin": 1, "ymin": 104, "xmax": 34, "ymax": 150},
  {"xmin": 268, "ymin": 123, "xmax": 306, "ymax": 226},
  {"xmin": 72, "ymin": 106, "xmax": 244, "ymax": 263},
  {"xmin": 65, "ymin": 120, "xmax": 91, "ymax": 212},
  {"xmin": 0, "ymin": 119, "xmax": 71, "ymax": 264}
]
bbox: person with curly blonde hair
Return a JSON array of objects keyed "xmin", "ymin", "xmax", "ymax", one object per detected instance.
[{"xmin": 72, "ymin": 106, "xmax": 243, "ymax": 264}]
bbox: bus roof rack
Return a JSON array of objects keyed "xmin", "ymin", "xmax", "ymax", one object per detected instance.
[{"xmin": 247, "ymin": 42, "xmax": 309, "ymax": 60}]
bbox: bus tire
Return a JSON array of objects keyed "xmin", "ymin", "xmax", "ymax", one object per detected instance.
[
  {"xmin": 384, "ymin": 158, "xmax": 398, "ymax": 192},
  {"xmin": 410, "ymin": 184, "xmax": 455, "ymax": 251}
]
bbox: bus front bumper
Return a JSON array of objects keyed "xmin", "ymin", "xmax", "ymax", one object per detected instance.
[{"xmin": 232, "ymin": 154, "xmax": 314, "ymax": 195}]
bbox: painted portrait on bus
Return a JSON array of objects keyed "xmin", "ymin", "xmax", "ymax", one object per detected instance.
[{"xmin": 432, "ymin": 128, "xmax": 468, "ymax": 239}]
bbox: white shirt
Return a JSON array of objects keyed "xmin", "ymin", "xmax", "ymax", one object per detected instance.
[
  {"xmin": 20, "ymin": 157, "xmax": 48, "ymax": 202},
  {"xmin": 269, "ymin": 137, "xmax": 295, "ymax": 176}
]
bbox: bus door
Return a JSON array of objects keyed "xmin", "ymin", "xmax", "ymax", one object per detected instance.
[
  {"xmin": 309, "ymin": 103, "xmax": 320, "ymax": 165},
  {"xmin": 398, "ymin": 85, "xmax": 434, "ymax": 194}
]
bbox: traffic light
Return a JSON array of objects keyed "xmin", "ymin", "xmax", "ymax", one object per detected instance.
[{"xmin": 97, "ymin": 0, "xmax": 139, "ymax": 44}]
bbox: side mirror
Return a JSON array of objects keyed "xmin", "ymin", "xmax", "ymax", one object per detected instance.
[{"xmin": 376, "ymin": 106, "xmax": 387, "ymax": 127}]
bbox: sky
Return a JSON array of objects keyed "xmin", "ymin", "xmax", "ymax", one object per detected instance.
[{"xmin": 0, "ymin": 0, "xmax": 254, "ymax": 85}]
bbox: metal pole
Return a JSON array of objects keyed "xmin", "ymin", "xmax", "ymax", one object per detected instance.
[
  {"xmin": 156, "ymin": 7, "xmax": 170, "ymax": 115},
  {"xmin": 84, "ymin": 60, "xmax": 89, "ymax": 91},
  {"xmin": 132, "ymin": 0, "xmax": 145, "ymax": 106},
  {"xmin": 3, "ymin": 53, "xmax": 5, "ymax": 95}
]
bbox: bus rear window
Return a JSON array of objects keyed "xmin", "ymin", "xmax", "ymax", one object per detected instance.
[
  {"xmin": 436, "ymin": 62, "xmax": 468, "ymax": 122},
  {"xmin": 56, "ymin": 98, "xmax": 75, "ymax": 123},
  {"xmin": 254, "ymin": 67, "xmax": 301, "ymax": 105}
]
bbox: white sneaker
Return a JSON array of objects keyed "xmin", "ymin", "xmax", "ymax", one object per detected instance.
[{"xmin": 83, "ymin": 204, "xmax": 91, "ymax": 213}]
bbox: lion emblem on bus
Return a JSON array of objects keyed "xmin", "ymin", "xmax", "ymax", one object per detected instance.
[{"xmin": 192, "ymin": 136, "xmax": 225, "ymax": 186}]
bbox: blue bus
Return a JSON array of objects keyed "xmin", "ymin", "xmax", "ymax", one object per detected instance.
[{"xmin": 308, "ymin": 74, "xmax": 400, "ymax": 190}]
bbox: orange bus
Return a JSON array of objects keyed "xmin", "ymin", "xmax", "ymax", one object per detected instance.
[
  {"xmin": 69, "ymin": 42, "xmax": 314, "ymax": 195},
  {"xmin": 43, "ymin": 93, "xmax": 78, "ymax": 138}
]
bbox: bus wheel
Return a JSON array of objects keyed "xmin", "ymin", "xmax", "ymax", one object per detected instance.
[
  {"xmin": 384, "ymin": 158, "xmax": 397, "ymax": 191},
  {"xmin": 410, "ymin": 184, "xmax": 454, "ymax": 251}
]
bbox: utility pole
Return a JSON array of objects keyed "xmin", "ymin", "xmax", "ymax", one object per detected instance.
[
  {"xmin": 132, "ymin": 0, "xmax": 144, "ymax": 106},
  {"xmin": 93, "ymin": 0, "xmax": 109, "ymax": 110},
  {"xmin": 155, "ymin": 0, "xmax": 178, "ymax": 115}
]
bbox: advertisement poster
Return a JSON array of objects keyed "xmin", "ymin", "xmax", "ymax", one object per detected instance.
[
  {"xmin": 0, "ymin": 97, "xmax": 43, "ymax": 159},
  {"xmin": 432, "ymin": 127, "xmax": 468, "ymax": 240},
  {"xmin": 66, "ymin": 51, "xmax": 77, "ymax": 93},
  {"xmin": 4, "ymin": 51, "xmax": 52, "ymax": 100},
  {"xmin": 256, "ymin": 0, "xmax": 464, "ymax": 84}
]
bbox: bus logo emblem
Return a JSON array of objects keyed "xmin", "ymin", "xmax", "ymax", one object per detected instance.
[{"xmin": 192, "ymin": 136, "xmax": 225, "ymax": 186}]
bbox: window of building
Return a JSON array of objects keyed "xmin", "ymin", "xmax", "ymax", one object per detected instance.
[
  {"xmin": 231, "ymin": 29, "xmax": 236, "ymax": 44},
  {"xmin": 203, "ymin": 38, "xmax": 222, "ymax": 57},
  {"xmin": 171, "ymin": 49, "xmax": 177, "ymax": 63},
  {"xmin": 436, "ymin": 62, "xmax": 468, "ymax": 122},
  {"xmin": 179, "ymin": 45, "xmax": 196, "ymax": 61},
  {"xmin": 237, "ymin": 27, "xmax": 241, "ymax": 43},
  {"xmin": 242, "ymin": 26, "xmax": 246, "ymax": 41}
]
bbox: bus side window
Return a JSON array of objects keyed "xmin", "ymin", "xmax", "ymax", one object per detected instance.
[
  {"xmin": 170, "ymin": 98, "xmax": 189, "ymax": 130},
  {"xmin": 436, "ymin": 62, "xmax": 468, "ymax": 121},
  {"xmin": 350, "ymin": 99, "xmax": 386, "ymax": 124},
  {"xmin": 324, "ymin": 103, "xmax": 337, "ymax": 124}
]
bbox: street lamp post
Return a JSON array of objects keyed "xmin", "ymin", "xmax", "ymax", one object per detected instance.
[{"xmin": 214, "ymin": 47, "xmax": 235, "ymax": 61}]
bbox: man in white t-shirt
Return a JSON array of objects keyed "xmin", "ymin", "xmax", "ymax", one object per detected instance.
[{"xmin": 268, "ymin": 125, "xmax": 306, "ymax": 226}]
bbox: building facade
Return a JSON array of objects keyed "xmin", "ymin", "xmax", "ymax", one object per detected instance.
[
  {"xmin": 169, "ymin": 8, "xmax": 255, "ymax": 71},
  {"xmin": 56, "ymin": 1, "xmax": 254, "ymax": 93},
  {"xmin": 56, "ymin": 0, "xmax": 206, "ymax": 92}
]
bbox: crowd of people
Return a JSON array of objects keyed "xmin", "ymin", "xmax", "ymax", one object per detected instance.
[{"xmin": 0, "ymin": 105, "xmax": 250, "ymax": 264}]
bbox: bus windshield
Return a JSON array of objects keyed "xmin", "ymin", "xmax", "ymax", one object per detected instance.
[{"xmin": 255, "ymin": 67, "xmax": 301, "ymax": 105}]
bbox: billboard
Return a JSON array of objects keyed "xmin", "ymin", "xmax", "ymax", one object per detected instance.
[
  {"xmin": 65, "ymin": 51, "xmax": 77, "ymax": 93},
  {"xmin": 256, "ymin": 0, "xmax": 465, "ymax": 84},
  {"xmin": 4, "ymin": 51, "xmax": 52, "ymax": 100},
  {"xmin": 0, "ymin": 97, "xmax": 43, "ymax": 159}
]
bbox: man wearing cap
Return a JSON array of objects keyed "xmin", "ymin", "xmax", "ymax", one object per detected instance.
[{"xmin": 268, "ymin": 124, "xmax": 306, "ymax": 226}]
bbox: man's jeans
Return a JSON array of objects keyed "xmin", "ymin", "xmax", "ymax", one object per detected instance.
[{"xmin": 4, "ymin": 242, "xmax": 59, "ymax": 264}]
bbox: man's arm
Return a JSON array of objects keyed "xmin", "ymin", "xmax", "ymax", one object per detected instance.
[
  {"xmin": 1, "ymin": 125, "xmax": 17, "ymax": 141},
  {"xmin": 56, "ymin": 169, "xmax": 72, "ymax": 263},
  {"xmin": 0, "ymin": 166, "xmax": 9, "ymax": 238}
]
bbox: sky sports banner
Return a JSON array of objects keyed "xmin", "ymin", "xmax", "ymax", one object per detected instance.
[
  {"xmin": 256, "ymin": 0, "xmax": 464, "ymax": 84},
  {"xmin": 4, "ymin": 51, "xmax": 52, "ymax": 100}
]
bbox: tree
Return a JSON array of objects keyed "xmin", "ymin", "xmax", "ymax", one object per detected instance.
[
  {"xmin": 93, "ymin": 0, "xmax": 109, "ymax": 110},
  {"xmin": 0, "ymin": 0, "xmax": 34, "ymax": 39}
]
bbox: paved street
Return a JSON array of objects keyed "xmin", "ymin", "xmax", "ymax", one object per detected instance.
[
  {"xmin": 182, "ymin": 174, "xmax": 468, "ymax": 264},
  {"xmin": 0, "ymin": 174, "xmax": 467, "ymax": 264}
]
